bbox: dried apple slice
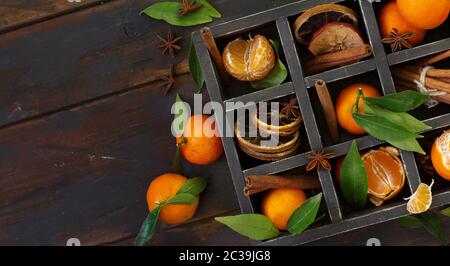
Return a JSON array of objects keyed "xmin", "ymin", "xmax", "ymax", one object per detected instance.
[
  {"xmin": 308, "ymin": 22, "xmax": 365, "ymax": 56},
  {"xmin": 293, "ymin": 3, "xmax": 359, "ymax": 46}
]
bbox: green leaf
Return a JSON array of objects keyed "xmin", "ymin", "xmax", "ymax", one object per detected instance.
[
  {"xmin": 140, "ymin": 1, "xmax": 220, "ymax": 27},
  {"xmin": 250, "ymin": 40, "xmax": 287, "ymax": 89},
  {"xmin": 164, "ymin": 193, "xmax": 198, "ymax": 205},
  {"xmin": 364, "ymin": 101, "xmax": 431, "ymax": 133},
  {"xmin": 353, "ymin": 113, "xmax": 425, "ymax": 154},
  {"xmin": 177, "ymin": 176, "xmax": 208, "ymax": 196},
  {"xmin": 363, "ymin": 90, "xmax": 429, "ymax": 112},
  {"xmin": 172, "ymin": 146, "xmax": 183, "ymax": 175},
  {"xmin": 196, "ymin": 0, "xmax": 221, "ymax": 18},
  {"xmin": 188, "ymin": 37, "xmax": 204, "ymax": 92},
  {"xmin": 417, "ymin": 212, "xmax": 448, "ymax": 246},
  {"xmin": 215, "ymin": 214, "xmax": 279, "ymax": 241},
  {"xmin": 287, "ymin": 193, "xmax": 322, "ymax": 234},
  {"xmin": 172, "ymin": 93, "xmax": 189, "ymax": 136},
  {"xmin": 396, "ymin": 215, "xmax": 423, "ymax": 229},
  {"xmin": 339, "ymin": 141, "xmax": 368, "ymax": 209},
  {"xmin": 441, "ymin": 207, "xmax": 450, "ymax": 217},
  {"xmin": 135, "ymin": 207, "xmax": 161, "ymax": 246}
]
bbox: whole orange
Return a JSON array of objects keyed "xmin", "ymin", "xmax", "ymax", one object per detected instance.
[
  {"xmin": 431, "ymin": 130, "xmax": 450, "ymax": 181},
  {"xmin": 147, "ymin": 173, "xmax": 199, "ymax": 224},
  {"xmin": 335, "ymin": 83, "xmax": 381, "ymax": 135},
  {"xmin": 379, "ymin": 1, "xmax": 426, "ymax": 47},
  {"xmin": 176, "ymin": 115, "xmax": 223, "ymax": 165},
  {"xmin": 397, "ymin": 0, "xmax": 449, "ymax": 29},
  {"xmin": 261, "ymin": 188, "xmax": 307, "ymax": 230}
]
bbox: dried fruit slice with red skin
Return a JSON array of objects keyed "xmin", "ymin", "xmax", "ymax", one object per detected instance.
[
  {"xmin": 222, "ymin": 35, "xmax": 276, "ymax": 81},
  {"xmin": 293, "ymin": 3, "xmax": 359, "ymax": 46},
  {"xmin": 308, "ymin": 22, "xmax": 365, "ymax": 56}
]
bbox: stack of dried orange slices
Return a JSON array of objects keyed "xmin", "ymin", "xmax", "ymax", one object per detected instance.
[{"xmin": 235, "ymin": 97, "xmax": 303, "ymax": 161}]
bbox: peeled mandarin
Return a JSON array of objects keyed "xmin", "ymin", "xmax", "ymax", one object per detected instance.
[{"xmin": 222, "ymin": 35, "xmax": 276, "ymax": 81}]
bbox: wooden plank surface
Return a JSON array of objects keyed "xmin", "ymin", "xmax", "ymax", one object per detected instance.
[
  {"xmin": 0, "ymin": 0, "xmax": 106, "ymax": 33},
  {"xmin": 0, "ymin": 0, "xmax": 292, "ymax": 128},
  {"xmin": 0, "ymin": 0, "xmax": 449, "ymax": 246}
]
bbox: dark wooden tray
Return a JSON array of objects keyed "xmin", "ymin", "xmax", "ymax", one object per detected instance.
[{"xmin": 193, "ymin": 0, "xmax": 450, "ymax": 245}]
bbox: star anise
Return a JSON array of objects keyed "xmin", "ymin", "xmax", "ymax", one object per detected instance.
[
  {"xmin": 159, "ymin": 64, "xmax": 175, "ymax": 95},
  {"xmin": 306, "ymin": 150, "xmax": 335, "ymax": 171},
  {"xmin": 280, "ymin": 97, "xmax": 300, "ymax": 118},
  {"xmin": 157, "ymin": 29, "xmax": 182, "ymax": 58},
  {"xmin": 382, "ymin": 28, "xmax": 415, "ymax": 53},
  {"xmin": 179, "ymin": 0, "xmax": 201, "ymax": 16}
]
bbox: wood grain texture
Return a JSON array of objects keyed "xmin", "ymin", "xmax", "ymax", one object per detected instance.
[
  {"xmin": 0, "ymin": 76, "xmax": 239, "ymax": 245},
  {"xmin": 0, "ymin": 0, "xmax": 106, "ymax": 33},
  {"xmin": 0, "ymin": 0, "xmax": 292, "ymax": 128}
]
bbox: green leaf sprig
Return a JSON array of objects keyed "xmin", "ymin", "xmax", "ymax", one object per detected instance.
[
  {"xmin": 135, "ymin": 175, "xmax": 208, "ymax": 246},
  {"xmin": 397, "ymin": 210, "xmax": 448, "ymax": 246},
  {"xmin": 352, "ymin": 90, "xmax": 430, "ymax": 154},
  {"xmin": 250, "ymin": 40, "xmax": 288, "ymax": 89},
  {"xmin": 339, "ymin": 141, "xmax": 368, "ymax": 209},
  {"xmin": 215, "ymin": 193, "xmax": 322, "ymax": 241},
  {"xmin": 141, "ymin": 0, "xmax": 221, "ymax": 27},
  {"xmin": 188, "ymin": 37, "xmax": 205, "ymax": 92}
]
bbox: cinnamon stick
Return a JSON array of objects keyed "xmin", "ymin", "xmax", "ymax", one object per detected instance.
[
  {"xmin": 419, "ymin": 49, "xmax": 450, "ymax": 66},
  {"xmin": 315, "ymin": 80, "xmax": 339, "ymax": 143},
  {"xmin": 244, "ymin": 175, "xmax": 321, "ymax": 196},
  {"xmin": 305, "ymin": 45, "xmax": 372, "ymax": 75},
  {"xmin": 200, "ymin": 27, "xmax": 229, "ymax": 83},
  {"xmin": 392, "ymin": 68, "xmax": 450, "ymax": 93},
  {"xmin": 426, "ymin": 69, "xmax": 450, "ymax": 79}
]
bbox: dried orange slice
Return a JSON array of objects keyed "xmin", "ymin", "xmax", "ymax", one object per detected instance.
[
  {"xmin": 293, "ymin": 3, "xmax": 359, "ymax": 46},
  {"xmin": 406, "ymin": 180, "xmax": 434, "ymax": 214},
  {"xmin": 222, "ymin": 35, "xmax": 276, "ymax": 81},
  {"xmin": 308, "ymin": 22, "xmax": 365, "ymax": 56},
  {"xmin": 362, "ymin": 146, "xmax": 405, "ymax": 206},
  {"xmin": 431, "ymin": 130, "xmax": 450, "ymax": 181}
]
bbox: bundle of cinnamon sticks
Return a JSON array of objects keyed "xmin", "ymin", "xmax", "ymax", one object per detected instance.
[{"xmin": 392, "ymin": 50, "xmax": 450, "ymax": 104}]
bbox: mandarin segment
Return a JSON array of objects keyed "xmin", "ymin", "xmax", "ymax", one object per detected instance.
[
  {"xmin": 147, "ymin": 173, "xmax": 199, "ymax": 225},
  {"xmin": 406, "ymin": 181, "xmax": 434, "ymax": 214},
  {"xmin": 222, "ymin": 35, "xmax": 275, "ymax": 81},
  {"xmin": 362, "ymin": 147, "xmax": 405, "ymax": 206}
]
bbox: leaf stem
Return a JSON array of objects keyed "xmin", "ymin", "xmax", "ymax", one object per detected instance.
[{"xmin": 352, "ymin": 88, "xmax": 364, "ymax": 114}]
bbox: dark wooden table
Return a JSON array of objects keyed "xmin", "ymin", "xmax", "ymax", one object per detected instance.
[{"xmin": 0, "ymin": 0, "xmax": 448, "ymax": 246}]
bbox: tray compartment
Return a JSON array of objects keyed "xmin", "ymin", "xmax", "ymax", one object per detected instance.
[{"xmin": 193, "ymin": 0, "xmax": 450, "ymax": 246}]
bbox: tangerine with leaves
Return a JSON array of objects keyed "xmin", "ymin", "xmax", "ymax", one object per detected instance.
[
  {"xmin": 431, "ymin": 130, "xmax": 450, "ymax": 181},
  {"xmin": 397, "ymin": 0, "xmax": 449, "ymax": 30},
  {"xmin": 147, "ymin": 173, "xmax": 199, "ymax": 224},
  {"xmin": 176, "ymin": 115, "xmax": 223, "ymax": 165},
  {"xmin": 379, "ymin": 1, "xmax": 426, "ymax": 49},
  {"xmin": 261, "ymin": 188, "xmax": 307, "ymax": 230},
  {"xmin": 335, "ymin": 83, "xmax": 381, "ymax": 135}
]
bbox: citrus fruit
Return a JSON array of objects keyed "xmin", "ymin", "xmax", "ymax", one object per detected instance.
[
  {"xmin": 406, "ymin": 180, "xmax": 434, "ymax": 214},
  {"xmin": 431, "ymin": 130, "xmax": 450, "ymax": 181},
  {"xmin": 379, "ymin": 1, "xmax": 426, "ymax": 47},
  {"xmin": 293, "ymin": 3, "xmax": 359, "ymax": 46},
  {"xmin": 308, "ymin": 22, "xmax": 365, "ymax": 56},
  {"xmin": 176, "ymin": 115, "xmax": 223, "ymax": 165},
  {"xmin": 222, "ymin": 35, "xmax": 275, "ymax": 81},
  {"xmin": 397, "ymin": 0, "xmax": 449, "ymax": 29},
  {"xmin": 335, "ymin": 83, "xmax": 380, "ymax": 135},
  {"xmin": 261, "ymin": 188, "xmax": 307, "ymax": 230},
  {"xmin": 362, "ymin": 146, "xmax": 405, "ymax": 206},
  {"xmin": 147, "ymin": 173, "xmax": 199, "ymax": 224}
]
